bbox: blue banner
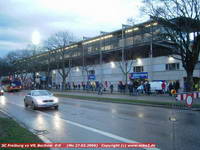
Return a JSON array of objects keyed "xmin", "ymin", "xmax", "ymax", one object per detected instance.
[
  {"xmin": 88, "ymin": 75, "xmax": 95, "ymax": 80},
  {"xmin": 130, "ymin": 72, "xmax": 148, "ymax": 79},
  {"xmin": 40, "ymin": 76, "xmax": 46, "ymax": 81}
]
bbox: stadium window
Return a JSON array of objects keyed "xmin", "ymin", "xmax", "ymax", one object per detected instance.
[
  {"xmin": 166, "ymin": 63, "xmax": 179, "ymax": 71},
  {"xmin": 87, "ymin": 47, "xmax": 92, "ymax": 53},
  {"xmin": 133, "ymin": 66, "xmax": 144, "ymax": 72},
  {"xmin": 104, "ymin": 45, "xmax": 112, "ymax": 51},
  {"xmin": 88, "ymin": 70, "xmax": 95, "ymax": 75}
]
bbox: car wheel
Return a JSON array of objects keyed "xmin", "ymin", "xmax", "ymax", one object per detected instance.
[
  {"xmin": 24, "ymin": 100, "xmax": 28, "ymax": 107},
  {"xmin": 31, "ymin": 102, "xmax": 37, "ymax": 110},
  {"xmin": 54, "ymin": 106, "xmax": 59, "ymax": 110}
]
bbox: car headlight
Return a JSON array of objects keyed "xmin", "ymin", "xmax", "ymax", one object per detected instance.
[
  {"xmin": 36, "ymin": 99, "xmax": 43, "ymax": 104},
  {"xmin": 54, "ymin": 98, "xmax": 59, "ymax": 103}
]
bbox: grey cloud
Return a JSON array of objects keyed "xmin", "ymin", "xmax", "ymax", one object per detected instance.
[{"xmin": 0, "ymin": 0, "xmax": 143, "ymax": 57}]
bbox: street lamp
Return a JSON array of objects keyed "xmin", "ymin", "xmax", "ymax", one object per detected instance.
[
  {"xmin": 31, "ymin": 30, "xmax": 41, "ymax": 46},
  {"xmin": 31, "ymin": 30, "xmax": 41, "ymax": 86},
  {"xmin": 169, "ymin": 56, "xmax": 175, "ymax": 62},
  {"xmin": 137, "ymin": 58, "xmax": 142, "ymax": 65},
  {"xmin": 76, "ymin": 67, "xmax": 80, "ymax": 72},
  {"xmin": 121, "ymin": 24, "xmax": 132, "ymax": 83},
  {"xmin": 110, "ymin": 61, "xmax": 116, "ymax": 68}
]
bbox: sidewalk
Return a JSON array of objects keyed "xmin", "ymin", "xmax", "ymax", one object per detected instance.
[
  {"xmin": 0, "ymin": 110, "xmax": 8, "ymax": 118},
  {"xmin": 53, "ymin": 90, "xmax": 175, "ymax": 103},
  {"xmin": 53, "ymin": 90, "xmax": 200, "ymax": 109}
]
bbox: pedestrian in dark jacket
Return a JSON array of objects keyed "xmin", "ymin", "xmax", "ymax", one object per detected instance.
[
  {"xmin": 110, "ymin": 84, "xmax": 114, "ymax": 94},
  {"xmin": 161, "ymin": 81, "xmax": 166, "ymax": 94},
  {"xmin": 98, "ymin": 83, "xmax": 103, "ymax": 95},
  {"xmin": 128, "ymin": 83, "xmax": 131, "ymax": 95},
  {"xmin": 130, "ymin": 84, "xmax": 134, "ymax": 96},
  {"xmin": 175, "ymin": 81, "xmax": 180, "ymax": 93},
  {"xmin": 146, "ymin": 82, "xmax": 151, "ymax": 95}
]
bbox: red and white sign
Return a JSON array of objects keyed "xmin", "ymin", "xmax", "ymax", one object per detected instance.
[
  {"xmin": 176, "ymin": 92, "xmax": 200, "ymax": 101},
  {"xmin": 186, "ymin": 94, "xmax": 193, "ymax": 107},
  {"xmin": 183, "ymin": 94, "xmax": 187, "ymax": 100},
  {"xmin": 175, "ymin": 92, "xmax": 200, "ymax": 107}
]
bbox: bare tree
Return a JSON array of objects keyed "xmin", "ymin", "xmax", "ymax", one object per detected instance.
[
  {"xmin": 46, "ymin": 31, "xmax": 76, "ymax": 90},
  {"xmin": 21, "ymin": 49, "xmax": 40, "ymax": 81},
  {"xmin": 126, "ymin": 18, "xmax": 134, "ymax": 25},
  {"xmin": 142, "ymin": 0, "xmax": 200, "ymax": 91},
  {"xmin": 0, "ymin": 58, "xmax": 14, "ymax": 77},
  {"xmin": 118, "ymin": 60, "xmax": 134, "ymax": 85},
  {"xmin": 43, "ymin": 42, "xmax": 55, "ymax": 88},
  {"xmin": 6, "ymin": 49, "xmax": 33, "ymax": 77}
]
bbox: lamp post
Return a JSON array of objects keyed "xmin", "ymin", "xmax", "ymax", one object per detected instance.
[
  {"xmin": 31, "ymin": 30, "xmax": 41, "ymax": 86},
  {"xmin": 121, "ymin": 24, "xmax": 131, "ymax": 84},
  {"xmin": 149, "ymin": 22, "xmax": 153, "ymax": 81},
  {"xmin": 100, "ymin": 37, "xmax": 103, "ymax": 83},
  {"xmin": 32, "ymin": 30, "xmax": 41, "ymax": 55},
  {"xmin": 82, "ymin": 39, "xmax": 85, "ymax": 83},
  {"xmin": 99, "ymin": 31, "xmax": 107, "ymax": 83},
  {"xmin": 44, "ymin": 49, "xmax": 51, "ymax": 89}
]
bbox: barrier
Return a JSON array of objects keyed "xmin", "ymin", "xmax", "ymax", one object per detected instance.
[
  {"xmin": 175, "ymin": 92, "xmax": 200, "ymax": 107},
  {"xmin": 176, "ymin": 92, "xmax": 200, "ymax": 101}
]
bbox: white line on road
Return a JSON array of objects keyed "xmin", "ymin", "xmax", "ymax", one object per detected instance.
[
  {"xmin": 37, "ymin": 135, "xmax": 61, "ymax": 150},
  {"xmin": 3, "ymin": 101, "xmax": 160, "ymax": 150}
]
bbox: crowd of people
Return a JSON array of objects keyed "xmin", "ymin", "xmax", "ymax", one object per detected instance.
[
  {"xmin": 53, "ymin": 81, "xmax": 111, "ymax": 95},
  {"xmin": 20, "ymin": 77, "xmax": 199, "ymax": 96},
  {"xmin": 50, "ymin": 80, "xmax": 181, "ymax": 96},
  {"xmin": 118, "ymin": 80, "xmax": 180, "ymax": 96},
  {"xmin": 117, "ymin": 81, "xmax": 153, "ymax": 95}
]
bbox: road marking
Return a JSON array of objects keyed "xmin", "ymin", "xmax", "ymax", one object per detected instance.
[
  {"xmin": 37, "ymin": 135, "xmax": 61, "ymax": 150},
  {"xmin": 4, "ymin": 101, "xmax": 160, "ymax": 150}
]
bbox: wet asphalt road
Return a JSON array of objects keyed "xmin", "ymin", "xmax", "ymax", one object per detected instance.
[{"xmin": 0, "ymin": 91, "xmax": 200, "ymax": 150}]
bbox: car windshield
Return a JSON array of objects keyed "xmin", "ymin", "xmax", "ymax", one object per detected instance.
[{"xmin": 32, "ymin": 90, "xmax": 52, "ymax": 96}]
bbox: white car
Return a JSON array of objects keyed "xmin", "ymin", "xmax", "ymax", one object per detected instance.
[
  {"xmin": 24, "ymin": 90, "xmax": 59, "ymax": 110},
  {"xmin": 150, "ymin": 82, "xmax": 162, "ymax": 92},
  {"xmin": 137, "ymin": 81, "xmax": 163, "ymax": 93}
]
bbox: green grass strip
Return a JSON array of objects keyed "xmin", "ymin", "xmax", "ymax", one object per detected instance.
[
  {"xmin": 0, "ymin": 117, "xmax": 49, "ymax": 150},
  {"xmin": 55, "ymin": 93, "xmax": 200, "ymax": 108}
]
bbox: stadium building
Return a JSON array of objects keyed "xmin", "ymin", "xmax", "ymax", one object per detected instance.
[{"xmin": 16, "ymin": 20, "xmax": 200, "ymax": 91}]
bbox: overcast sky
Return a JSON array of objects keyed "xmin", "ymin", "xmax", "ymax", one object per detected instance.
[{"xmin": 0, "ymin": 0, "xmax": 147, "ymax": 57}]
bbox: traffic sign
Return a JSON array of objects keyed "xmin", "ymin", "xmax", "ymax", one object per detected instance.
[{"xmin": 186, "ymin": 94, "xmax": 193, "ymax": 107}]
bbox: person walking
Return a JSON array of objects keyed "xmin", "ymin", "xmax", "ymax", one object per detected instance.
[
  {"xmin": 110, "ymin": 83, "xmax": 114, "ymax": 94},
  {"xmin": 161, "ymin": 81, "xmax": 166, "ymax": 94},
  {"xmin": 130, "ymin": 83, "xmax": 134, "ymax": 96},
  {"xmin": 98, "ymin": 82, "xmax": 103, "ymax": 95},
  {"xmin": 144, "ymin": 81, "xmax": 147, "ymax": 94},
  {"xmin": 175, "ymin": 81, "xmax": 180, "ymax": 93},
  {"xmin": 146, "ymin": 81, "xmax": 151, "ymax": 95}
]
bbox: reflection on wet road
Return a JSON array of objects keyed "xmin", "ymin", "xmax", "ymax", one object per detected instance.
[{"xmin": 0, "ymin": 91, "xmax": 200, "ymax": 150}]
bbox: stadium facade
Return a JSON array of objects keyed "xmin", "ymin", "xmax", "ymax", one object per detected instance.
[{"xmin": 17, "ymin": 20, "xmax": 200, "ymax": 91}]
